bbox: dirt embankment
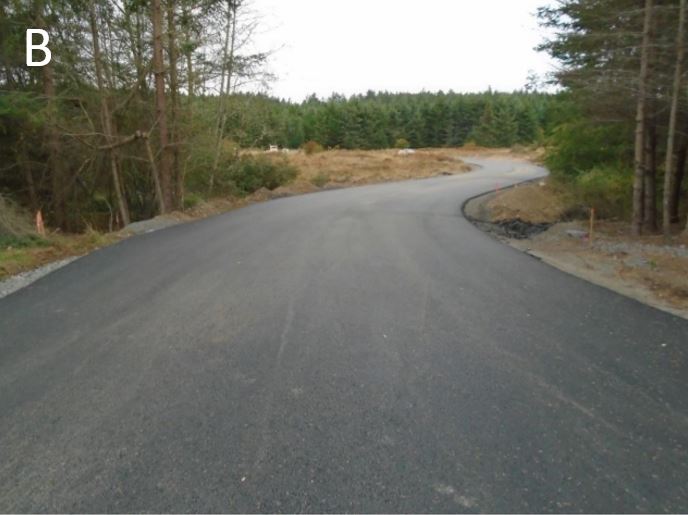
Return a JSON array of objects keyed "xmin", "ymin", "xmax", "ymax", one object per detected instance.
[{"xmin": 466, "ymin": 179, "xmax": 688, "ymax": 319}]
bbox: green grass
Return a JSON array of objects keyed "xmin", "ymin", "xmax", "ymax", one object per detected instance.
[
  {"xmin": 0, "ymin": 229, "xmax": 121, "ymax": 280},
  {"xmin": 0, "ymin": 233, "xmax": 50, "ymax": 249}
]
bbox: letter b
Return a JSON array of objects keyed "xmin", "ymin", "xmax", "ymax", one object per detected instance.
[{"xmin": 26, "ymin": 29, "xmax": 51, "ymax": 67}]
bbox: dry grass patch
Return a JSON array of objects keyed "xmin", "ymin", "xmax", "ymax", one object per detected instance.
[
  {"xmin": 485, "ymin": 180, "xmax": 573, "ymax": 224},
  {"xmin": 272, "ymin": 148, "xmax": 472, "ymax": 188}
]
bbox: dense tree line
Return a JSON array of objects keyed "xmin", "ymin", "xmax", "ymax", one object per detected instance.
[
  {"xmin": 217, "ymin": 90, "xmax": 554, "ymax": 151},
  {"xmin": 0, "ymin": 0, "xmax": 274, "ymax": 230},
  {"xmin": 539, "ymin": 0, "xmax": 688, "ymax": 234}
]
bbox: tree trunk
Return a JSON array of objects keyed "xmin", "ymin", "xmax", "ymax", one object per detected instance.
[
  {"xmin": 152, "ymin": 0, "xmax": 173, "ymax": 213},
  {"xmin": 136, "ymin": 12, "xmax": 146, "ymax": 95},
  {"xmin": 210, "ymin": 0, "xmax": 238, "ymax": 194},
  {"xmin": 663, "ymin": 0, "xmax": 686, "ymax": 235},
  {"xmin": 182, "ymin": 3, "xmax": 194, "ymax": 103},
  {"xmin": 144, "ymin": 136, "xmax": 166, "ymax": 215},
  {"xmin": 18, "ymin": 135, "xmax": 39, "ymax": 213},
  {"xmin": 167, "ymin": 0, "xmax": 182, "ymax": 208},
  {"xmin": 89, "ymin": 0, "xmax": 130, "ymax": 227},
  {"xmin": 674, "ymin": 140, "xmax": 687, "ymax": 223},
  {"xmin": 633, "ymin": 0, "xmax": 653, "ymax": 235},
  {"xmin": 122, "ymin": 7, "xmax": 145, "ymax": 98},
  {"xmin": 644, "ymin": 121, "xmax": 657, "ymax": 232}
]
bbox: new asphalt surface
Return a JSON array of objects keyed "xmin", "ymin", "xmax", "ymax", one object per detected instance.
[{"xmin": 1, "ymin": 158, "xmax": 687, "ymax": 513}]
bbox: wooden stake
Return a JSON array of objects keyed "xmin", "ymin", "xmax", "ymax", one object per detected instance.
[
  {"xmin": 589, "ymin": 207, "xmax": 595, "ymax": 246},
  {"xmin": 35, "ymin": 210, "xmax": 45, "ymax": 237}
]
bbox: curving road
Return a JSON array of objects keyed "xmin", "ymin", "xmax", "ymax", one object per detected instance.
[{"xmin": 1, "ymin": 158, "xmax": 687, "ymax": 513}]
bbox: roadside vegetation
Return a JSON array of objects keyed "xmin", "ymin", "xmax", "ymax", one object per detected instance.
[
  {"xmin": 538, "ymin": 0, "xmax": 688, "ymax": 236},
  {"xmin": 0, "ymin": 195, "xmax": 121, "ymax": 279}
]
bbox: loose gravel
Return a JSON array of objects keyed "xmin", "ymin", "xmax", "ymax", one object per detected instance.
[
  {"xmin": 123, "ymin": 216, "xmax": 182, "ymax": 235},
  {"xmin": 0, "ymin": 215, "xmax": 185, "ymax": 300},
  {"xmin": 0, "ymin": 257, "xmax": 79, "ymax": 299}
]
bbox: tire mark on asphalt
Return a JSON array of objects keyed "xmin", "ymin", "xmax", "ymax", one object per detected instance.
[{"xmin": 251, "ymin": 294, "xmax": 295, "ymax": 475}]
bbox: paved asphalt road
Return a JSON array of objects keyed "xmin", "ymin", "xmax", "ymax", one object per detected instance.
[{"xmin": 1, "ymin": 158, "xmax": 687, "ymax": 513}]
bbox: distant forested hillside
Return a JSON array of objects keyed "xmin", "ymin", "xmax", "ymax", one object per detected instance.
[{"xmin": 216, "ymin": 90, "xmax": 556, "ymax": 150}]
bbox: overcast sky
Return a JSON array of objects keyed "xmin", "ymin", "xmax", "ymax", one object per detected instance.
[{"xmin": 248, "ymin": 0, "xmax": 556, "ymax": 101}]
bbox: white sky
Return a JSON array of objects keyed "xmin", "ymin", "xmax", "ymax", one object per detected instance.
[{"xmin": 249, "ymin": 0, "xmax": 556, "ymax": 101}]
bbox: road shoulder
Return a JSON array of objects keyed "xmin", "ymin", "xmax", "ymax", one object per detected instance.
[{"xmin": 464, "ymin": 180, "xmax": 688, "ymax": 320}]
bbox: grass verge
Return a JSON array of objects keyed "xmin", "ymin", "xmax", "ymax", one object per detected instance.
[{"xmin": 0, "ymin": 230, "xmax": 122, "ymax": 281}]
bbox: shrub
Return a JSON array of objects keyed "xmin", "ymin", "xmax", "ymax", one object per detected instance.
[
  {"xmin": 544, "ymin": 121, "xmax": 631, "ymax": 180},
  {"xmin": 0, "ymin": 194, "xmax": 35, "ymax": 237},
  {"xmin": 311, "ymin": 172, "xmax": 329, "ymax": 188},
  {"xmin": 302, "ymin": 140, "xmax": 324, "ymax": 155},
  {"xmin": 82, "ymin": 225, "xmax": 110, "ymax": 247},
  {"xmin": 183, "ymin": 192, "xmax": 203, "ymax": 210},
  {"xmin": 543, "ymin": 119, "xmax": 635, "ymax": 220},
  {"xmin": 184, "ymin": 135, "xmax": 241, "ymax": 195},
  {"xmin": 511, "ymin": 143, "xmax": 529, "ymax": 153},
  {"xmin": 231, "ymin": 155, "xmax": 298, "ymax": 194},
  {"xmin": 571, "ymin": 165, "xmax": 633, "ymax": 219},
  {"xmin": 394, "ymin": 137, "xmax": 410, "ymax": 149}
]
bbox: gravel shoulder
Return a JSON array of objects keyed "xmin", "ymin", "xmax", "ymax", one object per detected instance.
[
  {"xmin": 0, "ymin": 257, "xmax": 79, "ymax": 299},
  {"xmin": 465, "ymin": 182, "xmax": 688, "ymax": 320}
]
